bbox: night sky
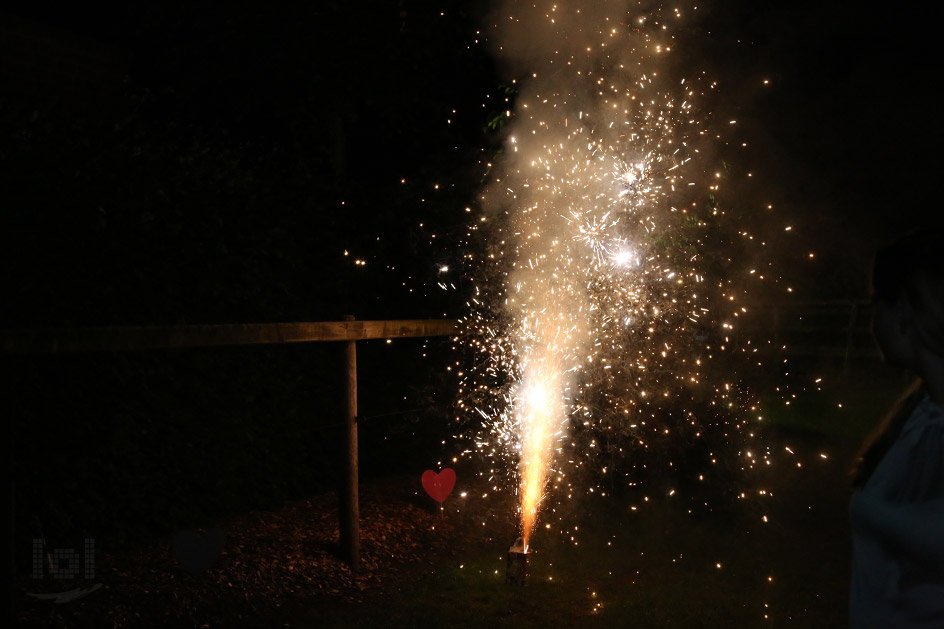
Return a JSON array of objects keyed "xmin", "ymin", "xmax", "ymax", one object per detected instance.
[
  {"xmin": 2, "ymin": 3, "xmax": 497, "ymax": 326},
  {"xmin": 3, "ymin": 1, "xmax": 943, "ymax": 329}
]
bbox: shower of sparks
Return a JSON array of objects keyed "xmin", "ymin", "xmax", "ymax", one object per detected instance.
[{"xmin": 454, "ymin": 1, "xmax": 778, "ymax": 548}]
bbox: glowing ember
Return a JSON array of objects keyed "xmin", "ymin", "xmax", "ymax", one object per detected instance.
[{"xmin": 456, "ymin": 0, "xmax": 778, "ymax": 547}]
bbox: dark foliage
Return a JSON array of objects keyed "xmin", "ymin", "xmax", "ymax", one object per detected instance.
[{"xmin": 3, "ymin": 2, "xmax": 495, "ymax": 564}]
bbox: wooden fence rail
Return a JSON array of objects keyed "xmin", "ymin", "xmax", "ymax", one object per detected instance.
[
  {"xmin": 1, "ymin": 319, "xmax": 458, "ymax": 354},
  {"xmin": 3, "ymin": 318, "xmax": 460, "ymax": 579}
]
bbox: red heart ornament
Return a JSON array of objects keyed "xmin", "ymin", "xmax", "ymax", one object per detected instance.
[{"xmin": 422, "ymin": 468, "xmax": 456, "ymax": 503}]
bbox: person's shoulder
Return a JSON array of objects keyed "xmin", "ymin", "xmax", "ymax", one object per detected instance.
[
  {"xmin": 915, "ymin": 395, "xmax": 944, "ymax": 430},
  {"xmin": 922, "ymin": 394, "xmax": 944, "ymax": 414}
]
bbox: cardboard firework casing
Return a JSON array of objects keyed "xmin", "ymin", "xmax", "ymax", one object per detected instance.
[{"xmin": 506, "ymin": 536, "xmax": 528, "ymax": 585}]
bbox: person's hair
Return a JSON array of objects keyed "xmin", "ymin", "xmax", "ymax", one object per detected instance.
[
  {"xmin": 870, "ymin": 229, "xmax": 944, "ymax": 355},
  {"xmin": 851, "ymin": 228, "xmax": 944, "ymax": 488}
]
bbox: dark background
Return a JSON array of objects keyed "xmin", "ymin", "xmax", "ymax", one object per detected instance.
[
  {"xmin": 1, "ymin": 2, "xmax": 497, "ymax": 328},
  {"xmin": 4, "ymin": 1, "xmax": 942, "ymax": 326},
  {"xmin": 2, "ymin": 2, "xmax": 498, "ymax": 561},
  {"xmin": 3, "ymin": 0, "xmax": 942, "ymax": 568},
  {"xmin": 706, "ymin": 0, "xmax": 944, "ymax": 293}
]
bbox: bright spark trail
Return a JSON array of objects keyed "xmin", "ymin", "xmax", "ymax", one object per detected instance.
[{"xmin": 455, "ymin": 0, "xmax": 776, "ymax": 549}]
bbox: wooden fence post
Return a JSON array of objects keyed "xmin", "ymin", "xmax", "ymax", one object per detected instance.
[
  {"xmin": 2, "ymin": 317, "xmax": 460, "ymax": 584},
  {"xmin": 5, "ymin": 394, "xmax": 13, "ymax": 627},
  {"xmin": 339, "ymin": 315, "xmax": 360, "ymax": 573}
]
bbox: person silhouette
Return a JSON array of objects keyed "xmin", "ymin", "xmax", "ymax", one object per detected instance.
[{"xmin": 849, "ymin": 229, "xmax": 944, "ymax": 627}]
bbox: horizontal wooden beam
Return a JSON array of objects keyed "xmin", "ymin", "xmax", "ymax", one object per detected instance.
[{"xmin": 0, "ymin": 319, "xmax": 460, "ymax": 355}]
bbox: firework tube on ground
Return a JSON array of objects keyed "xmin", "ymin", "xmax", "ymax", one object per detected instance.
[{"xmin": 506, "ymin": 536, "xmax": 529, "ymax": 585}]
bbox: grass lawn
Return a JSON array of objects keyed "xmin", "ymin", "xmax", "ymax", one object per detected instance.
[
  {"xmin": 757, "ymin": 367, "xmax": 911, "ymax": 441},
  {"xmin": 284, "ymin": 452, "xmax": 852, "ymax": 628},
  {"xmin": 18, "ymin": 368, "xmax": 911, "ymax": 628},
  {"xmin": 285, "ymin": 372, "xmax": 911, "ymax": 628}
]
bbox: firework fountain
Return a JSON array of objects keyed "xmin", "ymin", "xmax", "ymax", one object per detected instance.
[{"xmin": 459, "ymin": 0, "xmax": 766, "ymax": 555}]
